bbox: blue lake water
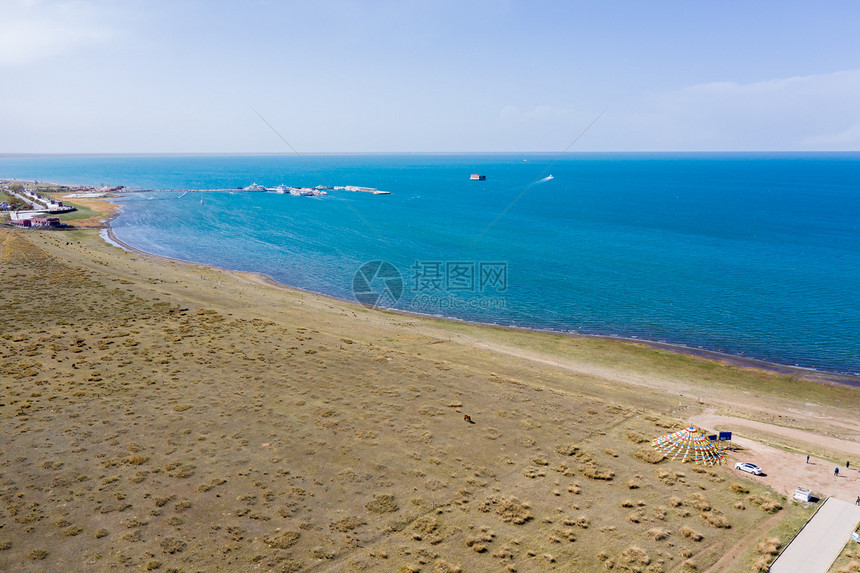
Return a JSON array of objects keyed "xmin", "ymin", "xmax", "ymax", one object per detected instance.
[{"xmin": 3, "ymin": 153, "xmax": 859, "ymax": 375}]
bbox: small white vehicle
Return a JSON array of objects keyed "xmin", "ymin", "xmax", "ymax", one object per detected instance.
[{"xmin": 735, "ymin": 462, "xmax": 763, "ymax": 475}]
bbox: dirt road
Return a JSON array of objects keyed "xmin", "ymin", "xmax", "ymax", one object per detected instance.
[
  {"xmin": 718, "ymin": 436, "xmax": 859, "ymax": 503},
  {"xmin": 691, "ymin": 412, "xmax": 860, "ymax": 456},
  {"xmin": 456, "ymin": 339, "xmax": 860, "ymax": 503}
]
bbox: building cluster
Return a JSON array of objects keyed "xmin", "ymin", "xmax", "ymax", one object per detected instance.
[
  {"xmin": 11, "ymin": 216, "xmax": 65, "ymax": 228},
  {"xmin": 14, "ymin": 188, "xmax": 68, "ymax": 211},
  {"xmin": 2, "ymin": 183, "xmax": 76, "ymax": 228}
]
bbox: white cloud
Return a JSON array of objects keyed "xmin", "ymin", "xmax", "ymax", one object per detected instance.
[
  {"xmin": 802, "ymin": 121, "xmax": 860, "ymax": 148},
  {"xmin": 0, "ymin": 0, "xmax": 115, "ymax": 67},
  {"xmin": 611, "ymin": 69, "xmax": 860, "ymax": 151},
  {"xmin": 500, "ymin": 104, "xmax": 576, "ymax": 123}
]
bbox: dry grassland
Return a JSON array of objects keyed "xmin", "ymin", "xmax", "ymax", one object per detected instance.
[
  {"xmin": 0, "ymin": 228, "xmax": 855, "ymax": 572},
  {"xmin": 830, "ymin": 542, "xmax": 860, "ymax": 573}
]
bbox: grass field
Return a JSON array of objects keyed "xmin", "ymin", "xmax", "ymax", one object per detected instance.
[
  {"xmin": 0, "ymin": 227, "xmax": 857, "ymax": 572},
  {"xmin": 54, "ymin": 201, "xmax": 102, "ymax": 222},
  {"xmin": 829, "ymin": 536, "xmax": 860, "ymax": 572}
]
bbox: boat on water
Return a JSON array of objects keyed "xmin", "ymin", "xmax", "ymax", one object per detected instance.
[
  {"xmin": 244, "ymin": 183, "xmax": 267, "ymax": 192},
  {"xmin": 470, "ymin": 174, "xmax": 486, "ymax": 181}
]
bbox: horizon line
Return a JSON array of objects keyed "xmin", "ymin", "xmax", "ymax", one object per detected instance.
[{"xmin": 3, "ymin": 150, "xmax": 860, "ymax": 158}]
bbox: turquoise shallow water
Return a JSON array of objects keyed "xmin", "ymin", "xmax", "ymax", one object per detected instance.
[{"xmin": 3, "ymin": 153, "xmax": 859, "ymax": 375}]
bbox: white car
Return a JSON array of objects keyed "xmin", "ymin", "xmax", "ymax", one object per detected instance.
[{"xmin": 735, "ymin": 462, "xmax": 763, "ymax": 475}]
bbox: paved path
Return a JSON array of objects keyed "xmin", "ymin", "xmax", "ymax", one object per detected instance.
[{"xmin": 770, "ymin": 497, "xmax": 860, "ymax": 573}]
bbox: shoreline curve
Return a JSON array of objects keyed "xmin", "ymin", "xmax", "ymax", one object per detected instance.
[{"xmin": 102, "ymin": 215, "xmax": 860, "ymax": 389}]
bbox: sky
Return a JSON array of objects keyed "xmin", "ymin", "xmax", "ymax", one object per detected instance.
[{"xmin": 2, "ymin": 0, "xmax": 860, "ymax": 153}]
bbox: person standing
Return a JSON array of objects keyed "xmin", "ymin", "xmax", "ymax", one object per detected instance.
[
  {"xmin": 856, "ymin": 496, "xmax": 860, "ymax": 506},
  {"xmin": 834, "ymin": 467, "xmax": 839, "ymax": 477},
  {"xmin": 806, "ymin": 455, "xmax": 810, "ymax": 463}
]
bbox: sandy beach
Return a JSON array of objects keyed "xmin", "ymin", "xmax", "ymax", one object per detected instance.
[{"xmin": 1, "ymin": 194, "xmax": 859, "ymax": 572}]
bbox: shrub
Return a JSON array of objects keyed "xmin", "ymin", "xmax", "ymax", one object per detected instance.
[
  {"xmin": 366, "ymin": 494, "xmax": 398, "ymax": 514},
  {"xmin": 756, "ymin": 537, "xmax": 781, "ymax": 556},
  {"xmin": 635, "ymin": 448, "xmax": 666, "ymax": 464},
  {"xmin": 620, "ymin": 546, "xmax": 650, "ymax": 565},
  {"xmin": 555, "ymin": 444, "xmax": 582, "ymax": 456},
  {"xmin": 680, "ymin": 527, "xmax": 703, "ymax": 541},
  {"xmin": 583, "ymin": 463, "xmax": 614, "ymax": 481},
  {"xmin": 330, "ymin": 517, "xmax": 365, "ymax": 533},
  {"xmin": 688, "ymin": 493, "xmax": 711, "ymax": 511},
  {"xmin": 264, "ymin": 531, "xmax": 300, "ymax": 549},
  {"xmin": 479, "ymin": 496, "xmax": 533, "ymax": 525},
  {"xmin": 647, "ymin": 528, "xmax": 671, "ymax": 541},
  {"xmin": 27, "ymin": 549, "xmax": 49, "ymax": 560},
  {"xmin": 626, "ymin": 431, "xmax": 650, "ymax": 444},
  {"xmin": 160, "ymin": 537, "xmax": 187, "ymax": 554},
  {"xmin": 701, "ymin": 512, "xmax": 731, "ymax": 528}
]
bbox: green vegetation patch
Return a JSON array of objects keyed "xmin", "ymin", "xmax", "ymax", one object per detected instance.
[{"xmin": 55, "ymin": 202, "xmax": 101, "ymax": 221}]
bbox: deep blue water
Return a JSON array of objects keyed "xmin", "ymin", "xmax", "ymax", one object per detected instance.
[{"xmin": 3, "ymin": 153, "xmax": 859, "ymax": 375}]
